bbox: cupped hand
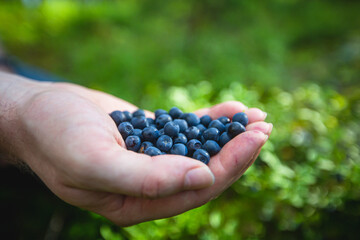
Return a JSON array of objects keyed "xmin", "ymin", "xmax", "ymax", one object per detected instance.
[{"xmin": 14, "ymin": 81, "xmax": 272, "ymax": 226}]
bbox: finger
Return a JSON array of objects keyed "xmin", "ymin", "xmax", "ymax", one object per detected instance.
[
  {"xmin": 100, "ymin": 130, "xmax": 268, "ymax": 226},
  {"xmin": 194, "ymin": 101, "xmax": 247, "ymax": 118},
  {"xmin": 246, "ymin": 122, "xmax": 273, "ymax": 136},
  {"xmin": 193, "ymin": 101, "xmax": 267, "ymax": 123},
  {"xmin": 244, "ymin": 108, "xmax": 267, "ymax": 124},
  {"xmin": 87, "ymin": 89, "xmax": 155, "ymax": 118},
  {"xmin": 64, "ymin": 143, "xmax": 215, "ymax": 199},
  {"xmin": 54, "ymin": 82, "xmax": 155, "ymax": 118}
]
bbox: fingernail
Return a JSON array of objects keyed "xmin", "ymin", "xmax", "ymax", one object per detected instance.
[
  {"xmin": 263, "ymin": 112, "xmax": 268, "ymax": 119},
  {"xmin": 184, "ymin": 167, "xmax": 215, "ymax": 189},
  {"xmin": 267, "ymin": 123, "xmax": 273, "ymax": 136},
  {"xmin": 262, "ymin": 134, "xmax": 269, "ymax": 144}
]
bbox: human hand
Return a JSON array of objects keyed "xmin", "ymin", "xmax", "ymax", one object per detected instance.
[{"xmin": 0, "ymin": 74, "xmax": 272, "ymax": 226}]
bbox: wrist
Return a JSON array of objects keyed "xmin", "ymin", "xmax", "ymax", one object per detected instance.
[{"xmin": 0, "ymin": 72, "xmax": 51, "ymax": 164}]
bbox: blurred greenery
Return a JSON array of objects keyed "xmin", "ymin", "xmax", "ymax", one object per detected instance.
[{"xmin": 0, "ymin": 0, "xmax": 360, "ymax": 239}]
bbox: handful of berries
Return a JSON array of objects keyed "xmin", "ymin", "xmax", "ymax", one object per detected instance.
[{"xmin": 109, "ymin": 107, "xmax": 248, "ymax": 165}]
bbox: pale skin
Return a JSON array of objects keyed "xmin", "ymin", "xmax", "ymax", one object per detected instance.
[{"xmin": 0, "ymin": 72, "xmax": 273, "ymax": 226}]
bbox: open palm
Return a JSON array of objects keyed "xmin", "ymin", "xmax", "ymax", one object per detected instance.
[{"xmin": 17, "ymin": 82, "xmax": 272, "ymax": 226}]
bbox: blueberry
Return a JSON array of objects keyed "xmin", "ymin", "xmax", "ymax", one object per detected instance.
[
  {"xmin": 164, "ymin": 121, "xmax": 180, "ymax": 137},
  {"xmin": 142, "ymin": 126, "xmax": 160, "ymax": 143},
  {"xmin": 186, "ymin": 139, "xmax": 202, "ymax": 156},
  {"xmin": 196, "ymin": 124, "xmax": 207, "ymax": 134},
  {"xmin": 131, "ymin": 129, "xmax": 143, "ymax": 140},
  {"xmin": 131, "ymin": 116, "xmax": 149, "ymax": 129},
  {"xmin": 118, "ymin": 122, "xmax": 134, "ymax": 139},
  {"xmin": 193, "ymin": 149, "xmax": 210, "ymax": 164},
  {"xmin": 227, "ymin": 122, "xmax": 246, "ymax": 138},
  {"xmin": 109, "ymin": 110, "xmax": 126, "ymax": 126},
  {"xmin": 133, "ymin": 109, "xmax": 145, "ymax": 117},
  {"xmin": 218, "ymin": 116, "xmax": 230, "ymax": 125},
  {"xmin": 173, "ymin": 133, "xmax": 187, "ymax": 144},
  {"xmin": 139, "ymin": 141, "xmax": 153, "ymax": 153},
  {"xmin": 179, "ymin": 113, "xmax": 187, "ymax": 119},
  {"xmin": 208, "ymin": 120, "xmax": 226, "ymax": 133},
  {"xmin": 200, "ymin": 115, "xmax": 212, "ymax": 127},
  {"xmin": 225, "ymin": 123, "xmax": 231, "ymax": 131},
  {"xmin": 169, "ymin": 107, "xmax": 183, "ymax": 119},
  {"xmin": 125, "ymin": 135, "xmax": 141, "ymax": 152},
  {"xmin": 173, "ymin": 119, "xmax": 188, "ymax": 133},
  {"xmin": 203, "ymin": 140, "xmax": 221, "ymax": 156},
  {"xmin": 232, "ymin": 112, "xmax": 249, "ymax": 126},
  {"xmin": 159, "ymin": 128, "xmax": 165, "ymax": 136},
  {"xmin": 183, "ymin": 113, "xmax": 200, "ymax": 126},
  {"xmin": 147, "ymin": 117, "xmax": 155, "ymax": 125},
  {"xmin": 155, "ymin": 109, "xmax": 168, "ymax": 118},
  {"xmin": 122, "ymin": 111, "xmax": 132, "ymax": 122},
  {"xmin": 185, "ymin": 126, "xmax": 200, "ymax": 140},
  {"xmin": 144, "ymin": 146, "xmax": 162, "ymax": 156},
  {"xmin": 202, "ymin": 127, "xmax": 220, "ymax": 141},
  {"xmin": 156, "ymin": 135, "xmax": 173, "ymax": 152},
  {"xmin": 156, "ymin": 114, "xmax": 172, "ymax": 129},
  {"xmin": 200, "ymin": 135, "xmax": 206, "ymax": 144},
  {"xmin": 170, "ymin": 143, "xmax": 188, "ymax": 156},
  {"xmin": 219, "ymin": 132, "xmax": 231, "ymax": 147}
]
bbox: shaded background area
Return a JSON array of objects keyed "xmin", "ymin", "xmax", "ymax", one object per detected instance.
[{"xmin": 0, "ymin": 0, "xmax": 360, "ymax": 239}]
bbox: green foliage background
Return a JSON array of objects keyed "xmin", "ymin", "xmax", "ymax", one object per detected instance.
[{"xmin": 0, "ymin": 0, "xmax": 359, "ymax": 239}]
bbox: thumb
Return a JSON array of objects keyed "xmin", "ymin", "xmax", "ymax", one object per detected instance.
[{"xmin": 65, "ymin": 145, "xmax": 215, "ymax": 198}]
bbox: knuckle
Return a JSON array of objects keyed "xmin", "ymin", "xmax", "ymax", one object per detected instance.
[{"xmin": 141, "ymin": 174, "xmax": 167, "ymax": 199}]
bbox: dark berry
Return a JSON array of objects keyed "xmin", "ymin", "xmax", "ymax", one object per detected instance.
[
  {"xmin": 200, "ymin": 115, "xmax": 212, "ymax": 127},
  {"xmin": 183, "ymin": 113, "xmax": 200, "ymax": 126},
  {"xmin": 218, "ymin": 116, "xmax": 230, "ymax": 125},
  {"xmin": 155, "ymin": 114, "xmax": 172, "ymax": 129},
  {"xmin": 169, "ymin": 107, "xmax": 183, "ymax": 119},
  {"xmin": 164, "ymin": 121, "xmax": 180, "ymax": 137},
  {"xmin": 139, "ymin": 141, "xmax": 153, "ymax": 153},
  {"xmin": 155, "ymin": 109, "xmax": 167, "ymax": 118},
  {"xmin": 156, "ymin": 135, "xmax": 173, "ymax": 152},
  {"xmin": 144, "ymin": 146, "xmax": 162, "ymax": 156},
  {"xmin": 173, "ymin": 119, "xmax": 188, "ymax": 133},
  {"xmin": 203, "ymin": 140, "xmax": 221, "ymax": 156},
  {"xmin": 123, "ymin": 111, "xmax": 132, "ymax": 122},
  {"xmin": 208, "ymin": 120, "xmax": 226, "ymax": 133},
  {"xmin": 179, "ymin": 113, "xmax": 186, "ymax": 119},
  {"xmin": 159, "ymin": 128, "xmax": 165, "ymax": 136},
  {"xmin": 109, "ymin": 110, "xmax": 125, "ymax": 126},
  {"xmin": 227, "ymin": 122, "xmax": 246, "ymax": 138},
  {"xmin": 170, "ymin": 143, "xmax": 188, "ymax": 156},
  {"xmin": 147, "ymin": 117, "xmax": 155, "ymax": 125},
  {"xmin": 185, "ymin": 126, "xmax": 200, "ymax": 140},
  {"xmin": 232, "ymin": 112, "xmax": 249, "ymax": 126},
  {"xmin": 142, "ymin": 126, "xmax": 160, "ymax": 143},
  {"xmin": 219, "ymin": 132, "xmax": 231, "ymax": 147},
  {"xmin": 118, "ymin": 122, "xmax": 134, "ymax": 139},
  {"xmin": 193, "ymin": 149, "xmax": 210, "ymax": 164},
  {"xmin": 186, "ymin": 139, "xmax": 202, "ymax": 156},
  {"xmin": 173, "ymin": 133, "xmax": 187, "ymax": 144},
  {"xmin": 131, "ymin": 116, "xmax": 149, "ymax": 129},
  {"xmin": 125, "ymin": 135, "xmax": 141, "ymax": 152},
  {"xmin": 202, "ymin": 127, "xmax": 220, "ymax": 141},
  {"xmin": 131, "ymin": 129, "xmax": 143, "ymax": 140},
  {"xmin": 200, "ymin": 135, "xmax": 206, "ymax": 144},
  {"xmin": 196, "ymin": 124, "xmax": 207, "ymax": 134},
  {"xmin": 133, "ymin": 109, "xmax": 145, "ymax": 117}
]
